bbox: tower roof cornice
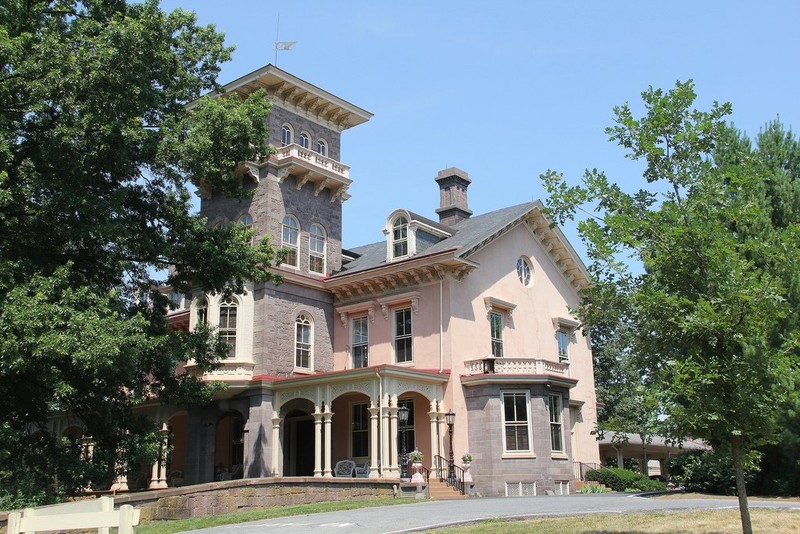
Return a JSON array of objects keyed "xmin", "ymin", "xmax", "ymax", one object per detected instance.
[{"xmin": 204, "ymin": 64, "xmax": 373, "ymax": 132}]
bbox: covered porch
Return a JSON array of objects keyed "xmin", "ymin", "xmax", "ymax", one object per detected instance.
[{"xmin": 270, "ymin": 365, "xmax": 451, "ymax": 480}]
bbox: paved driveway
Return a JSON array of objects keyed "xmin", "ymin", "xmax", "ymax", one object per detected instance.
[{"xmin": 187, "ymin": 494, "xmax": 800, "ymax": 533}]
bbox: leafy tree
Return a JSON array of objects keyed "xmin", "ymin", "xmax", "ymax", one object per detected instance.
[
  {"xmin": 542, "ymin": 81, "xmax": 799, "ymax": 534},
  {"xmin": 715, "ymin": 119, "xmax": 800, "ymax": 497},
  {"xmin": 592, "ymin": 317, "xmax": 662, "ymax": 473},
  {"xmin": 0, "ymin": 0, "xmax": 280, "ymax": 505}
]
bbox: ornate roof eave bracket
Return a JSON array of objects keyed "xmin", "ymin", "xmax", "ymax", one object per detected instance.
[{"xmin": 327, "ymin": 257, "xmax": 477, "ymax": 305}]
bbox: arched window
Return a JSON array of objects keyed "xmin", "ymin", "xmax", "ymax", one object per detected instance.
[
  {"xmin": 392, "ymin": 217, "xmax": 409, "ymax": 258},
  {"xmin": 295, "ymin": 313, "xmax": 313, "ymax": 370},
  {"xmin": 316, "ymin": 139, "xmax": 327, "ymax": 156},
  {"xmin": 281, "ymin": 124, "xmax": 293, "ymax": 146},
  {"xmin": 281, "ymin": 215, "xmax": 299, "ymax": 268},
  {"xmin": 219, "ymin": 297, "xmax": 237, "ymax": 358},
  {"xmin": 299, "ymin": 132, "xmax": 310, "ymax": 149},
  {"xmin": 196, "ymin": 297, "xmax": 208, "ymax": 326},
  {"xmin": 309, "ymin": 223, "xmax": 326, "ymax": 275}
]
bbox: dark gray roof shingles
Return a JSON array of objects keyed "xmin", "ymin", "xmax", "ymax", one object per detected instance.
[{"xmin": 333, "ymin": 202, "xmax": 538, "ymax": 277}]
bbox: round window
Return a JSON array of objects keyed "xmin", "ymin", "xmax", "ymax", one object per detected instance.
[{"xmin": 516, "ymin": 257, "xmax": 533, "ymax": 287}]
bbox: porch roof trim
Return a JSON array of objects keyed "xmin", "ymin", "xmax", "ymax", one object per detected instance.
[{"xmin": 252, "ymin": 365, "xmax": 451, "ymax": 389}]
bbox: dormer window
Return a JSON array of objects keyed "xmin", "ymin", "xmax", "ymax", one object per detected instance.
[
  {"xmin": 281, "ymin": 124, "xmax": 293, "ymax": 146},
  {"xmin": 316, "ymin": 139, "xmax": 327, "ymax": 156},
  {"xmin": 299, "ymin": 131, "xmax": 310, "ymax": 149},
  {"xmin": 392, "ymin": 217, "xmax": 408, "ymax": 258}
]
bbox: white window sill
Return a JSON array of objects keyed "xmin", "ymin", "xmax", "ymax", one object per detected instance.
[
  {"xmin": 501, "ymin": 453, "xmax": 536, "ymax": 459},
  {"xmin": 551, "ymin": 452, "xmax": 569, "ymax": 460}
]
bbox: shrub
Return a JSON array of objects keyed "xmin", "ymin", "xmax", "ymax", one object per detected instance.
[
  {"xmin": 630, "ymin": 478, "xmax": 668, "ymax": 492},
  {"xmin": 578, "ymin": 484, "xmax": 610, "ymax": 494},
  {"xmin": 667, "ymin": 449, "xmax": 759, "ymax": 495},
  {"xmin": 584, "ymin": 466, "xmax": 660, "ymax": 492}
]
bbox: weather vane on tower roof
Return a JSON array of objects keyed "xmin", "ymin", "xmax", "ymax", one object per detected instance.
[{"xmin": 273, "ymin": 14, "xmax": 296, "ymax": 67}]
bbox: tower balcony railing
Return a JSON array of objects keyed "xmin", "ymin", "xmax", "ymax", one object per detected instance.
[
  {"xmin": 464, "ymin": 356, "xmax": 570, "ymax": 377},
  {"xmin": 271, "ymin": 143, "xmax": 351, "ymax": 200}
]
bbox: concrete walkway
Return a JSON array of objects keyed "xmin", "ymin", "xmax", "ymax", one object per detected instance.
[{"xmin": 187, "ymin": 494, "xmax": 800, "ymax": 533}]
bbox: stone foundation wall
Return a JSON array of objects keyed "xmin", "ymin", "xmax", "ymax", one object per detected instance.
[{"xmin": 114, "ymin": 478, "xmax": 395, "ymax": 522}]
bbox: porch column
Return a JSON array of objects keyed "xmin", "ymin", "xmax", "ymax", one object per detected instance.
[
  {"xmin": 149, "ymin": 422, "xmax": 169, "ymax": 489},
  {"xmin": 428, "ymin": 400, "xmax": 439, "ymax": 475},
  {"xmin": 313, "ymin": 408, "xmax": 323, "ymax": 478},
  {"xmin": 271, "ymin": 412, "xmax": 281, "ymax": 477},
  {"xmin": 110, "ymin": 449, "xmax": 129, "ymax": 492},
  {"xmin": 437, "ymin": 410, "xmax": 446, "ymax": 474},
  {"xmin": 380, "ymin": 394, "xmax": 390, "ymax": 478},
  {"xmin": 388, "ymin": 395, "xmax": 399, "ymax": 476},
  {"xmin": 157, "ymin": 423, "xmax": 169, "ymax": 488},
  {"xmin": 616, "ymin": 447, "xmax": 624, "ymax": 469},
  {"xmin": 323, "ymin": 404, "xmax": 333, "ymax": 478},
  {"xmin": 368, "ymin": 404, "xmax": 380, "ymax": 479}
]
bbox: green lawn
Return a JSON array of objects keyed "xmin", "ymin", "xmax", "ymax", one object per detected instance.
[{"xmin": 137, "ymin": 498, "xmax": 419, "ymax": 534}]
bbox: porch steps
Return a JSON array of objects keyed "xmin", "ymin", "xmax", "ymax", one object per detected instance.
[{"xmin": 427, "ymin": 478, "xmax": 468, "ymax": 500}]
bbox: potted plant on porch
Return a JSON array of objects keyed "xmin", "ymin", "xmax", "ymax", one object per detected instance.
[
  {"xmin": 408, "ymin": 450, "xmax": 424, "ymax": 483},
  {"xmin": 461, "ymin": 452, "xmax": 473, "ymax": 483}
]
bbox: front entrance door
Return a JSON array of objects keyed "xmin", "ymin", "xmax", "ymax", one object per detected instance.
[{"xmin": 283, "ymin": 410, "xmax": 315, "ymax": 476}]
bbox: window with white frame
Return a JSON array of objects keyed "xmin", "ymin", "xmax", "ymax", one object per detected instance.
[
  {"xmin": 392, "ymin": 217, "xmax": 408, "ymax": 258},
  {"xmin": 281, "ymin": 215, "xmax": 299, "ymax": 268},
  {"xmin": 351, "ymin": 316, "xmax": 369, "ymax": 368},
  {"xmin": 490, "ymin": 311, "xmax": 504, "ymax": 358},
  {"xmin": 281, "ymin": 124, "xmax": 293, "ymax": 146},
  {"xmin": 239, "ymin": 213, "xmax": 254, "ymax": 245},
  {"xmin": 549, "ymin": 394, "xmax": 564, "ymax": 452},
  {"xmin": 557, "ymin": 329, "xmax": 570, "ymax": 362},
  {"xmin": 309, "ymin": 223, "xmax": 326, "ymax": 275},
  {"xmin": 219, "ymin": 297, "xmax": 237, "ymax": 358},
  {"xmin": 352, "ymin": 403, "xmax": 369, "ymax": 458},
  {"xmin": 299, "ymin": 131, "xmax": 310, "ymax": 149},
  {"xmin": 295, "ymin": 313, "xmax": 312, "ymax": 370},
  {"xmin": 196, "ymin": 297, "xmax": 208, "ymax": 325},
  {"xmin": 394, "ymin": 308, "xmax": 413, "ymax": 363},
  {"xmin": 502, "ymin": 391, "xmax": 531, "ymax": 453},
  {"xmin": 316, "ymin": 139, "xmax": 327, "ymax": 156}
]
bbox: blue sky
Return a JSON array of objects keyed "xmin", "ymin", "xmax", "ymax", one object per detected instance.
[{"xmin": 161, "ymin": 1, "xmax": 799, "ymax": 253}]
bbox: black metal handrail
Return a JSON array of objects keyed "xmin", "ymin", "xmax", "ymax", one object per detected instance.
[
  {"xmin": 572, "ymin": 461, "xmax": 602, "ymax": 481},
  {"xmin": 433, "ymin": 454, "xmax": 466, "ymax": 495}
]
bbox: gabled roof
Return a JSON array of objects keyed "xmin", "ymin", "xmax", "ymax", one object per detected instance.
[{"xmin": 329, "ymin": 201, "xmax": 590, "ymax": 293}]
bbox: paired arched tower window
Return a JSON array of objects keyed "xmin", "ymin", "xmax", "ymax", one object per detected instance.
[{"xmin": 281, "ymin": 124, "xmax": 293, "ymax": 146}]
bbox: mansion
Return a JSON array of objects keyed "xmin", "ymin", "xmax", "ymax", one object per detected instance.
[{"xmin": 52, "ymin": 65, "xmax": 600, "ymax": 498}]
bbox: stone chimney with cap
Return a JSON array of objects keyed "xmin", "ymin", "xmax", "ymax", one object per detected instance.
[{"xmin": 435, "ymin": 167, "xmax": 473, "ymax": 226}]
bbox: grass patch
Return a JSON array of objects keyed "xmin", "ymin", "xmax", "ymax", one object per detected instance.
[
  {"xmin": 137, "ymin": 497, "xmax": 418, "ymax": 534},
  {"xmin": 424, "ymin": 509, "xmax": 800, "ymax": 533}
]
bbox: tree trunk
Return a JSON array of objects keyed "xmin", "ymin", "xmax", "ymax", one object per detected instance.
[{"xmin": 731, "ymin": 438, "xmax": 752, "ymax": 534}]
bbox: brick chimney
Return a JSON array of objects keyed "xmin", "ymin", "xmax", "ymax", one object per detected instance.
[{"xmin": 435, "ymin": 167, "xmax": 472, "ymax": 226}]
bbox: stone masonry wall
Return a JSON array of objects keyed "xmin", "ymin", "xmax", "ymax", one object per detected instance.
[
  {"xmin": 252, "ymin": 283, "xmax": 335, "ymax": 377},
  {"xmin": 465, "ymin": 384, "xmax": 574, "ymax": 497},
  {"xmin": 267, "ymin": 105, "xmax": 342, "ymax": 162},
  {"xmin": 114, "ymin": 479, "xmax": 394, "ymax": 522}
]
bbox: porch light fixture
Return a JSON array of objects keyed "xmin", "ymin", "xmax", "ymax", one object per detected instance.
[
  {"xmin": 398, "ymin": 404, "xmax": 410, "ymax": 479},
  {"xmin": 445, "ymin": 409, "xmax": 455, "ymax": 485}
]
